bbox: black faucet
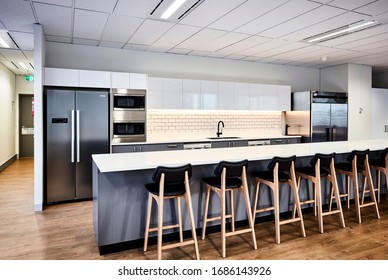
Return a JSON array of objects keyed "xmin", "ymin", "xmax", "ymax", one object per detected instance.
[{"xmin": 217, "ymin": 121, "xmax": 224, "ymax": 137}]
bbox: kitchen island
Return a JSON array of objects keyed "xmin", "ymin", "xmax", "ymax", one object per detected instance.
[{"xmin": 92, "ymin": 139, "xmax": 388, "ymax": 254}]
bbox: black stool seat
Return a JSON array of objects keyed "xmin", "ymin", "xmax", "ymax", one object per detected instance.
[
  {"xmin": 201, "ymin": 177, "xmax": 242, "ymax": 189},
  {"xmin": 145, "ymin": 182, "xmax": 186, "ymax": 196},
  {"xmin": 251, "ymin": 170, "xmax": 290, "ymax": 181},
  {"xmin": 369, "ymin": 158, "xmax": 385, "ymax": 168},
  {"xmin": 295, "ymin": 166, "xmax": 330, "ymax": 177}
]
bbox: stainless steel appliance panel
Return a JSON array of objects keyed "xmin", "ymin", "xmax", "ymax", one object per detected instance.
[
  {"xmin": 46, "ymin": 88, "xmax": 109, "ymax": 203},
  {"xmin": 46, "ymin": 89, "xmax": 76, "ymax": 202},
  {"xmin": 112, "ymin": 110, "xmax": 145, "ymax": 121},
  {"xmin": 330, "ymin": 103, "xmax": 348, "ymax": 141},
  {"xmin": 75, "ymin": 90, "xmax": 109, "ymax": 199},
  {"xmin": 311, "ymin": 103, "xmax": 331, "ymax": 142}
]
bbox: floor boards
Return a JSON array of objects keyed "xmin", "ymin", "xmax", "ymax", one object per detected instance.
[{"xmin": 1, "ymin": 158, "xmax": 388, "ymax": 260}]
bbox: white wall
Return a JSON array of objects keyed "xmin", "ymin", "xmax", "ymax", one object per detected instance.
[
  {"xmin": 0, "ymin": 63, "xmax": 16, "ymax": 167},
  {"xmin": 320, "ymin": 64, "xmax": 372, "ymax": 140},
  {"xmin": 45, "ymin": 42, "xmax": 320, "ymax": 92},
  {"xmin": 371, "ymin": 88, "xmax": 388, "ymax": 138}
]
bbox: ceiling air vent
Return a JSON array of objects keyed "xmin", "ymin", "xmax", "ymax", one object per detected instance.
[
  {"xmin": 150, "ymin": 0, "xmax": 165, "ymax": 15},
  {"xmin": 177, "ymin": 0, "xmax": 205, "ymax": 20}
]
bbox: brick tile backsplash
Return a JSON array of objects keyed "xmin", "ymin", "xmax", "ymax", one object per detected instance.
[{"xmin": 147, "ymin": 109, "xmax": 282, "ymax": 138}]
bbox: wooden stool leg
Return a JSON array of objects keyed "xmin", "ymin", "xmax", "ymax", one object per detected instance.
[
  {"xmin": 314, "ymin": 177, "xmax": 323, "ymax": 233},
  {"xmin": 241, "ymin": 167, "xmax": 257, "ymax": 250},
  {"xmin": 230, "ymin": 190, "xmax": 235, "ymax": 232},
  {"xmin": 184, "ymin": 174, "xmax": 200, "ymax": 260},
  {"xmin": 144, "ymin": 193, "xmax": 153, "ymax": 251},
  {"xmin": 221, "ymin": 188, "xmax": 226, "ymax": 258},
  {"xmin": 252, "ymin": 180, "xmax": 261, "ymax": 221},
  {"xmin": 291, "ymin": 180, "xmax": 306, "ymax": 238},
  {"xmin": 177, "ymin": 197, "xmax": 183, "ymax": 243},
  {"xmin": 292, "ymin": 176, "xmax": 302, "ymax": 219},
  {"xmin": 274, "ymin": 182, "xmax": 281, "ymax": 244},
  {"xmin": 330, "ymin": 164, "xmax": 346, "ymax": 228},
  {"xmin": 157, "ymin": 196, "xmax": 164, "ymax": 260},
  {"xmin": 376, "ymin": 170, "xmax": 381, "ymax": 203},
  {"xmin": 351, "ymin": 173, "xmax": 362, "ymax": 224},
  {"xmin": 361, "ymin": 176, "xmax": 367, "ymax": 205},
  {"xmin": 346, "ymin": 176, "xmax": 351, "ymax": 209},
  {"xmin": 201, "ymin": 186, "xmax": 211, "ymax": 240},
  {"xmin": 329, "ymin": 181, "xmax": 334, "ymax": 211},
  {"xmin": 365, "ymin": 164, "xmax": 380, "ymax": 219}
]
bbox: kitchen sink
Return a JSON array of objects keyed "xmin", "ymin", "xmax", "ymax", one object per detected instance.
[{"xmin": 207, "ymin": 136, "xmax": 241, "ymax": 140}]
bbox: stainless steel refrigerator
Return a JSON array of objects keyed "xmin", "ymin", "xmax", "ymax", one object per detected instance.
[
  {"xmin": 290, "ymin": 91, "xmax": 348, "ymax": 142},
  {"xmin": 45, "ymin": 88, "xmax": 110, "ymax": 203}
]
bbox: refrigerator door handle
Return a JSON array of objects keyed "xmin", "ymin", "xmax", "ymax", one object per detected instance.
[
  {"xmin": 71, "ymin": 110, "xmax": 75, "ymax": 163},
  {"xmin": 76, "ymin": 110, "xmax": 80, "ymax": 162}
]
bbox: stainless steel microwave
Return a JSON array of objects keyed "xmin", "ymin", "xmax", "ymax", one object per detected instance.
[
  {"xmin": 112, "ymin": 88, "xmax": 145, "ymax": 110},
  {"xmin": 112, "ymin": 121, "xmax": 146, "ymax": 143}
]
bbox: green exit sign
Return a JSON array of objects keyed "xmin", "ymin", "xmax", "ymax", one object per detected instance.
[{"xmin": 25, "ymin": 75, "xmax": 34, "ymax": 82}]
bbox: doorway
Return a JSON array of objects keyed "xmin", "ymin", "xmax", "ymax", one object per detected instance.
[{"xmin": 19, "ymin": 94, "xmax": 34, "ymax": 158}]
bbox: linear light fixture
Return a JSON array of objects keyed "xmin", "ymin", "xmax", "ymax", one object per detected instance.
[
  {"xmin": 306, "ymin": 20, "xmax": 378, "ymax": 43},
  {"xmin": 0, "ymin": 35, "xmax": 10, "ymax": 48},
  {"xmin": 161, "ymin": 0, "xmax": 187, "ymax": 19},
  {"xmin": 19, "ymin": 62, "xmax": 28, "ymax": 70}
]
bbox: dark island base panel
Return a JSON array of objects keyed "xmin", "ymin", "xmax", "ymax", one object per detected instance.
[
  {"xmin": 97, "ymin": 212, "xmax": 292, "ymax": 255},
  {"xmin": 93, "ymin": 151, "xmax": 382, "ymax": 255}
]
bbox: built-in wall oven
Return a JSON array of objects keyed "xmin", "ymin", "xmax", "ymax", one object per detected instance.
[{"xmin": 112, "ymin": 88, "xmax": 146, "ymax": 143}]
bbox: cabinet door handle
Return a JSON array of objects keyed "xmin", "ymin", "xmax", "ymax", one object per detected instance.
[
  {"xmin": 275, "ymin": 139, "xmax": 282, "ymax": 143},
  {"xmin": 139, "ymin": 146, "xmax": 142, "ymax": 152},
  {"xmin": 168, "ymin": 144, "xmax": 178, "ymax": 148}
]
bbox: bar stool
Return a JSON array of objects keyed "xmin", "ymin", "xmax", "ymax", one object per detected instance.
[
  {"xmin": 144, "ymin": 164, "xmax": 200, "ymax": 260},
  {"xmin": 364, "ymin": 147, "xmax": 388, "ymax": 203},
  {"xmin": 294, "ymin": 153, "xmax": 345, "ymax": 233},
  {"xmin": 201, "ymin": 159, "xmax": 257, "ymax": 258},
  {"xmin": 252, "ymin": 155, "xmax": 306, "ymax": 244},
  {"xmin": 333, "ymin": 149, "xmax": 380, "ymax": 223}
]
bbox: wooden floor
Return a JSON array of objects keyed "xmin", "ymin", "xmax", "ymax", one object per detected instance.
[{"xmin": 1, "ymin": 158, "xmax": 388, "ymax": 260}]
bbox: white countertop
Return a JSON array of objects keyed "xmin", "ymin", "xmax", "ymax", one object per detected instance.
[
  {"xmin": 111, "ymin": 134, "xmax": 301, "ymax": 146},
  {"xmin": 93, "ymin": 139, "xmax": 388, "ymax": 173}
]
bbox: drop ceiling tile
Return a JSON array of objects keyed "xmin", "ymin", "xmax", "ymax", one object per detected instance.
[
  {"xmin": 74, "ymin": 9, "xmax": 109, "ymax": 40},
  {"xmin": 237, "ymin": 39, "xmax": 290, "ymax": 56},
  {"xmin": 32, "ymin": 0, "xmax": 73, "ymax": 7},
  {"xmin": 260, "ymin": 5, "xmax": 345, "ymax": 39},
  {"xmin": 1, "ymin": 61, "xmax": 21, "ymax": 74},
  {"xmin": 225, "ymin": 54, "xmax": 247, "ymax": 60},
  {"xmin": 151, "ymin": 24, "xmax": 201, "ymax": 51},
  {"xmin": 8, "ymin": 32, "xmax": 34, "ymax": 51},
  {"xmin": 0, "ymin": 0, "xmax": 36, "ymax": 33},
  {"xmin": 259, "ymin": 42, "xmax": 310, "ymax": 58},
  {"xmin": 214, "ymin": 35, "xmax": 271, "ymax": 56},
  {"xmin": 34, "ymin": 2, "xmax": 72, "ymax": 37},
  {"xmin": 129, "ymin": 19, "xmax": 174, "ymax": 45},
  {"xmin": 328, "ymin": 0, "xmax": 377, "ymax": 10},
  {"xmin": 101, "ymin": 15, "xmax": 143, "ymax": 43},
  {"xmin": 202, "ymin": 32, "xmax": 250, "ymax": 52},
  {"xmin": 176, "ymin": 29, "xmax": 226, "ymax": 51},
  {"xmin": 73, "ymin": 38, "xmax": 100, "ymax": 46},
  {"xmin": 114, "ymin": 0, "xmax": 161, "ymax": 18},
  {"xmin": 180, "ymin": 0, "xmax": 246, "ymax": 28},
  {"xmin": 355, "ymin": 0, "xmax": 388, "ymax": 16},
  {"xmin": 45, "ymin": 35, "xmax": 72, "ymax": 43},
  {"xmin": 189, "ymin": 50, "xmax": 212, "ymax": 56},
  {"xmin": 99, "ymin": 41, "xmax": 125, "ymax": 48},
  {"xmin": 23, "ymin": 51, "xmax": 34, "ymax": 61},
  {"xmin": 123, "ymin": 43, "xmax": 149, "ymax": 51},
  {"xmin": 209, "ymin": 0, "xmax": 289, "ymax": 31},
  {"xmin": 0, "ymin": 52, "xmax": 6, "ymax": 61},
  {"xmin": 0, "ymin": 49, "xmax": 28, "ymax": 61},
  {"xmin": 75, "ymin": 0, "xmax": 117, "ymax": 13},
  {"xmin": 236, "ymin": 0, "xmax": 320, "ymax": 35}
]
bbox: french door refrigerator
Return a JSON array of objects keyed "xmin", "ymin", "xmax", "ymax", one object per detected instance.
[{"xmin": 45, "ymin": 87, "xmax": 109, "ymax": 203}]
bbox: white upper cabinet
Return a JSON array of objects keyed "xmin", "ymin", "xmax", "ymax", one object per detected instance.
[
  {"xmin": 163, "ymin": 78, "xmax": 182, "ymax": 109},
  {"xmin": 249, "ymin": 83, "xmax": 264, "ymax": 110},
  {"xmin": 146, "ymin": 76, "xmax": 291, "ymax": 111},
  {"xmin": 234, "ymin": 82, "xmax": 250, "ymax": 110},
  {"xmin": 79, "ymin": 70, "xmax": 111, "ymax": 88},
  {"xmin": 201, "ymin": 80, "xmax": 218, "ymax": 110},
  {"xmin": 182, "ymin": 79, "xmax": 201, "ymax": 109},
  {"xmin": 129, "ymin": 73, "xmax": 148, "ymax": 89},
  {"xmin": 218, "ymin": 81, "xmax": 234, "ymax": 110},
  {"xmin": 44, "ymin": 68, "xmax": 79, "ymax": 87},
  {"xmin": 277, "ymin": 85, "xmax": 291, "ymax": 111},
  {"xmin": 147, "ymin": 77, "xmax": 164, "ymax": 109},
  {"xmin": 111, "ymin": 72, "xmax": 130, "ymax": 88}
]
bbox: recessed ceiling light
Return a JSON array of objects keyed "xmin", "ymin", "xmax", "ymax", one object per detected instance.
[
  {"xmin": 19, "ymin": 62, "xmax": 28, "ymax": 70},
  {"xmin": 305, "ymin": 20, "xmax": 379, "ymax": 43},
  {"xmin": 0, "ymin": 35, "xmax": 10, "ymax": 48},
  {"xmin": 161, "ymin": 0, "xmax": 187, "ymax": 19}
]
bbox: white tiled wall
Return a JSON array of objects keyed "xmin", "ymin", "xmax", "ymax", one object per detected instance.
[{"xmin": 147, "ymin": 109, "xmax": 283, "ymax": 140}]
